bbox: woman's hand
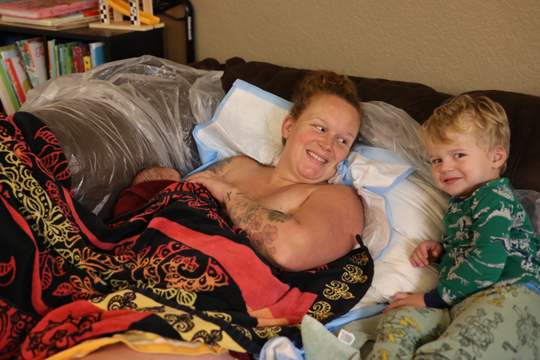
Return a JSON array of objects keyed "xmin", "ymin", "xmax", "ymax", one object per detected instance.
[
  {"xmin": 186, "ymin": 170, "xmax": 237, "ymax": 205},
  {"xmin": 410, "ymin": 240, "xmax": 443, "ymax": 268},
  {"xmin": 385, "ymin": 292, "xmax": 426, "ymax": 312}
]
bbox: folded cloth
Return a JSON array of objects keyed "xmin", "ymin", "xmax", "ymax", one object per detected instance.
[{"xmin": 112, "ymin": 180, "xmax": 176, "ymax": 217}]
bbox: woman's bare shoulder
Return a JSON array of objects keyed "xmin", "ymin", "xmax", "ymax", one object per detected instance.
[
  {"xmin": 204, "ymin": 156, "xmax": 248, "ymax": 175},
  {"xmin": 315, "ymin": 183, "xmax": 361, "ymax": 200}
]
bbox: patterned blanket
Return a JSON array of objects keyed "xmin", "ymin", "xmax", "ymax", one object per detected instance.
[{"xmin": 0, "ymin": 112, "xmax": 373, "ymax": 359}]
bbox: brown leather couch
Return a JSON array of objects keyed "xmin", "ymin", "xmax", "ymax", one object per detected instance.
[{"xmin": 193, "ymin": 57, "xmax": 540, "ymax": 192}]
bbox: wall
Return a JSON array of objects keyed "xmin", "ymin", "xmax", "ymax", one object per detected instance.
[{"xmin": 192, "ymin": 1, "xmax": 540, "ymax": 96}]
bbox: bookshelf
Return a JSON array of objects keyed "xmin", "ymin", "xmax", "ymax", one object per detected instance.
[
  {"xmin": 0, "ymin": 24, "xmax": 164, "ymax": 62},
  {"xmin": 0, "ymin": 24, "xmax": 164, "ymax": 114}
]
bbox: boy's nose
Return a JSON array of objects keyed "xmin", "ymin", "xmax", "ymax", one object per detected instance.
[{"xmin": 440, "ymin": 160, "xmax": 453, "ymax": 171}]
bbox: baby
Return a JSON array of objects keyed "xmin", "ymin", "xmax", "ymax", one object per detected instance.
[{"xmin": 369, "ymin": 95, "xmax": 540, "ymax": 359}]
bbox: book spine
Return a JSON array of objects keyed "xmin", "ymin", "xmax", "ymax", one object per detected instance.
[
  {"xmin": 28, "ymin": 39, "xmax": 48, "ymax": 85},
  {"xmin": 17, "ymin": 38, "xmax": 47, "ymax": 88},
  {"xmin": 83, "ymin": 55, "xmax": 92, "ymax": 71},
  {"xmin": 0, "ymin": 62, "xmax": 19, "ymax": 114},
  {"xmin": 47, "ymin": 39, "xmax": 57, "ymax": 79},
  {"xmin": 3, "ymin": 58, "xmax": 25, "ymax": 104},
  {"xmin": 57, "ymin": 44, "xmax": 66, "ymax": 76},
  {"xmin": 54, "ymin": 43, "xmax": 60, "ymax": 77},
  {"xmin": 0, "ymin": 0, "xmax": 99, "ymax": 20},
  {"xmin": 0, "ymin": 44, "xmax": 32, "ymax": 101},
  {"xmin": 89, "ymin": 42, "xmax": 105, "ymax": 68},
  {"xmin": 62, "ymin": 43, "xmax": 74, "ymax": 75},
  {"xmin": 71, "ymin": 43, "xmax": 85, "ymax": 73},
  {"xmin": 81, "ymin": 43, "xmax": 92, "ymax": 72},
  {"xmin": 11, "ymin": 53, "xmax": 32, "ymax": 94}
]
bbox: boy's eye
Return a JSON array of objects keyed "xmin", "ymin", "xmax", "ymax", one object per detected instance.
[
  {"xmin": 314, "ymin": 125, "xmax": 325, "ymax": 132},
  {"xmin": 454, "ymin": 153, "xmax": 466, "ymax": 159},
  {"xmin": 431, "ymin": 158, "xmax": 442, "ymax": 165}
]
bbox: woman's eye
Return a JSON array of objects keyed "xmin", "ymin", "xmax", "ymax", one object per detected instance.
[
  {"xmin": 454, "ymin": 153, "xmax": 466, "ymax": 159},
  {"xmin": 431, "ymin": 158, "xmax": 441, "ymax": 165},
  {"xmin": 314, "ymin": 125, "xmax": 325, "ymax": 132},
  {"xmin": 337, "ymin": 138, "xmax": 348, "ymax": 145}
]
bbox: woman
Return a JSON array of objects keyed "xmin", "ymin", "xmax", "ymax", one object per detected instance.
[
  {"xmin": 126, "ymin": 70, "xmax": 365, "ymax": 271},
  {"xmin": 79, "ymin": 70, "xmax": 368, "ymax": 360}
]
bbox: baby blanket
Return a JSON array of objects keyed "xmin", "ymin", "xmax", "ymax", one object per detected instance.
[{"xmin": 0, "ymin": 112, "xmax": 373, "ymax": 359}]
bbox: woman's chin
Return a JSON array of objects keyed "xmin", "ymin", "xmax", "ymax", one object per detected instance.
[{"xmin": 299, "ymin": 170, "xmax": 332, "ymax": 184}]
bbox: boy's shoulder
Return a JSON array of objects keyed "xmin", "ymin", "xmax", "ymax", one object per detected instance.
[
  {"xmin": 470, "ymin": 178, "xmax": 533, "ymax": 221},
  {"xmin": 474, "ymin": 178, "xmax": 515, "ymax": 202},
  {"xmin": 448, "ymin": 178, "xmax": 519, "ymax": 215}
]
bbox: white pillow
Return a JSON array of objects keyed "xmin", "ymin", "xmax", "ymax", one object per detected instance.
[
  {"xmin": 355, "ymin": 174, "xmax": 447, "ymax": 306},
  {"xmin": 192, "ymin": 79, "xmax": 447, "ymax": 302},
  {"xmin": 193, "ymin": 79, "xmax": 290, "ymax": 167}
]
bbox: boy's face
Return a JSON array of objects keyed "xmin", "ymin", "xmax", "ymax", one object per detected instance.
[{"xmin": 426, "ymin": 130, "xmax": 507, "ymax": 197}]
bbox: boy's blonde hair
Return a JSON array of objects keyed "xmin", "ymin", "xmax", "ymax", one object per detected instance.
[{"xmin": 423, "ymin": 94, "xmax": 510, "ymax": 156}]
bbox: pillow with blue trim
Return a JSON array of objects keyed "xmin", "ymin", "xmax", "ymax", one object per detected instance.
[{"xmin": 193, "ymin": 79, "xmax": 446, "ymax": 302}]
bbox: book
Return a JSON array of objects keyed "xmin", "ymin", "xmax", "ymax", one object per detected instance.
[
  {"xmin": 0, "ymin": 0, "xmax": 98, "ymax": 20},
  {"xmin": 0, "ymin": 16, "xmax": 99, "ymax": 31},
  {"xmin": 89, "ymin": 41, "xmax": 104, "ymax": 68},
  {"xmin": 47, "ymin": 39, "xmax": 58, "ymax": 79},
  {"xmin": 0, "ymin": 9, "xmax": 98, "ymax": 26},
  {"xmin": 83, "ymin": 54, "xmax": 92, "ymax": 71},
  {"xmin": 0, "ymin": 60, "xmax": 19, "ymax": 114},
  {"xmin": 71, "ymin": 42, "xmax": 86, "ymax": 73},
  {"xmin": 16, "ymin": 37, "xmax": 47, "ymax": 88},
  {"xmin": 3, "ymin": 58, "xmax": 25, "ymax": 103},
  {"xmin": 0, "ymin": 44, "xmax": 31, "ymax": 104}
]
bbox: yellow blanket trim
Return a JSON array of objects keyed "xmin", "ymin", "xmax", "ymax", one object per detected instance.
[
  {"xmin": 47, "ymin": 330, "xmax": 230, "ymax": 359},
  {"xmin": 90, "ymin": 290, "xmax": 246, "ymax": 353}
]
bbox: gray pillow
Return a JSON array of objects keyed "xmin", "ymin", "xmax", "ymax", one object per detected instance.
[{"xmin": 515, "ymin": 189, "xmax": 540, "ymax": 234}]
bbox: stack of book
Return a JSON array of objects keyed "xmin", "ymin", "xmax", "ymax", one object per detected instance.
[
  {"xmin": 0, "ymin": 37, "xmax": 105, "ymax": 114},
  {"xmin": 0, "ymin": 0, "xmax": 99, "ymax": 30}
]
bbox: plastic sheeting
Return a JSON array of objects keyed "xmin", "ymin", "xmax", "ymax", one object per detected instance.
[
  {"xmin": 21, "ymin": 55, "xmax": 224, "ymax": 218},
  {"xmin": 359, "ymin": 101, "xmax": 436, "ymax": 188}
]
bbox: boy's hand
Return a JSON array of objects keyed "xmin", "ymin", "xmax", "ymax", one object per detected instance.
[
  {"xmin": 410, "ymin": 240, "xmax": 443, "ymax": 268},
  {"xmin": 385, "ymin": 292, "xmax": 426, "ymax": 312}
]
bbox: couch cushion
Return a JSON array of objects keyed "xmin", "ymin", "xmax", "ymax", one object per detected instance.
[{"xmin": 218, "ymin": 58, "xmax": 451, "ymax": 124}]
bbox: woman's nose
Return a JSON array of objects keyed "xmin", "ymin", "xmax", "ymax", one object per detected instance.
[{"xmin": 318, "ymin": 135, "xmax": 332, "ymax": 151}]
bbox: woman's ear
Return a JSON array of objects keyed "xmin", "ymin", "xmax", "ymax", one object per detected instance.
[{"xmin": 281, "ymin": 115, "xmax": 295, "ymax": 140}]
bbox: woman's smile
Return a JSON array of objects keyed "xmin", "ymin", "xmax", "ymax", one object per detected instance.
[{"xmin": 306, "ymin": 149, "xmax": 328, "ymax": 164}]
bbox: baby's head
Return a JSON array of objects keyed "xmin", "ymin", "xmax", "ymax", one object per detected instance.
[{"xmin": 422, "ymin": 95, "xmax": 510, "ymax": 197}]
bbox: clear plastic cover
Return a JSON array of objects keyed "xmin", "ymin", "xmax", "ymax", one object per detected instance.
[
  {"xmin": 359, "ymin": 101, "xmax": 436, "ymax": 188},
  {"xmin": 21, "ymin": 55, "xmax": 224, "ymax": 218}
]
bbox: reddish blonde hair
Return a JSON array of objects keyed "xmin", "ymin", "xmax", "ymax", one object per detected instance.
[{"xmin": 290, "ymin": 70, "xmax": 362, "ymax": 125}]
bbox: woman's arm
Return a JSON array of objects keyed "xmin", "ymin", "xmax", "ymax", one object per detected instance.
[
  {"xmin": 188, "ymin": 159, "xmax": 363, "ymax": 271},
  {"xmin": 224, "ymin": 184, "xmax": 363, "ymax": 271}
]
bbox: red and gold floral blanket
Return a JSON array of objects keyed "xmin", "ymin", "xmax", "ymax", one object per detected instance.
[{"xmin": 0, "ymin": 112, "xmax": 373, "ymax": 359}]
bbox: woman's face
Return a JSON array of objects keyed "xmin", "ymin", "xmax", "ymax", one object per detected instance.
[{"xmin": 281, "ymin": 94, "xmax": 360, "ymax": 183}]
